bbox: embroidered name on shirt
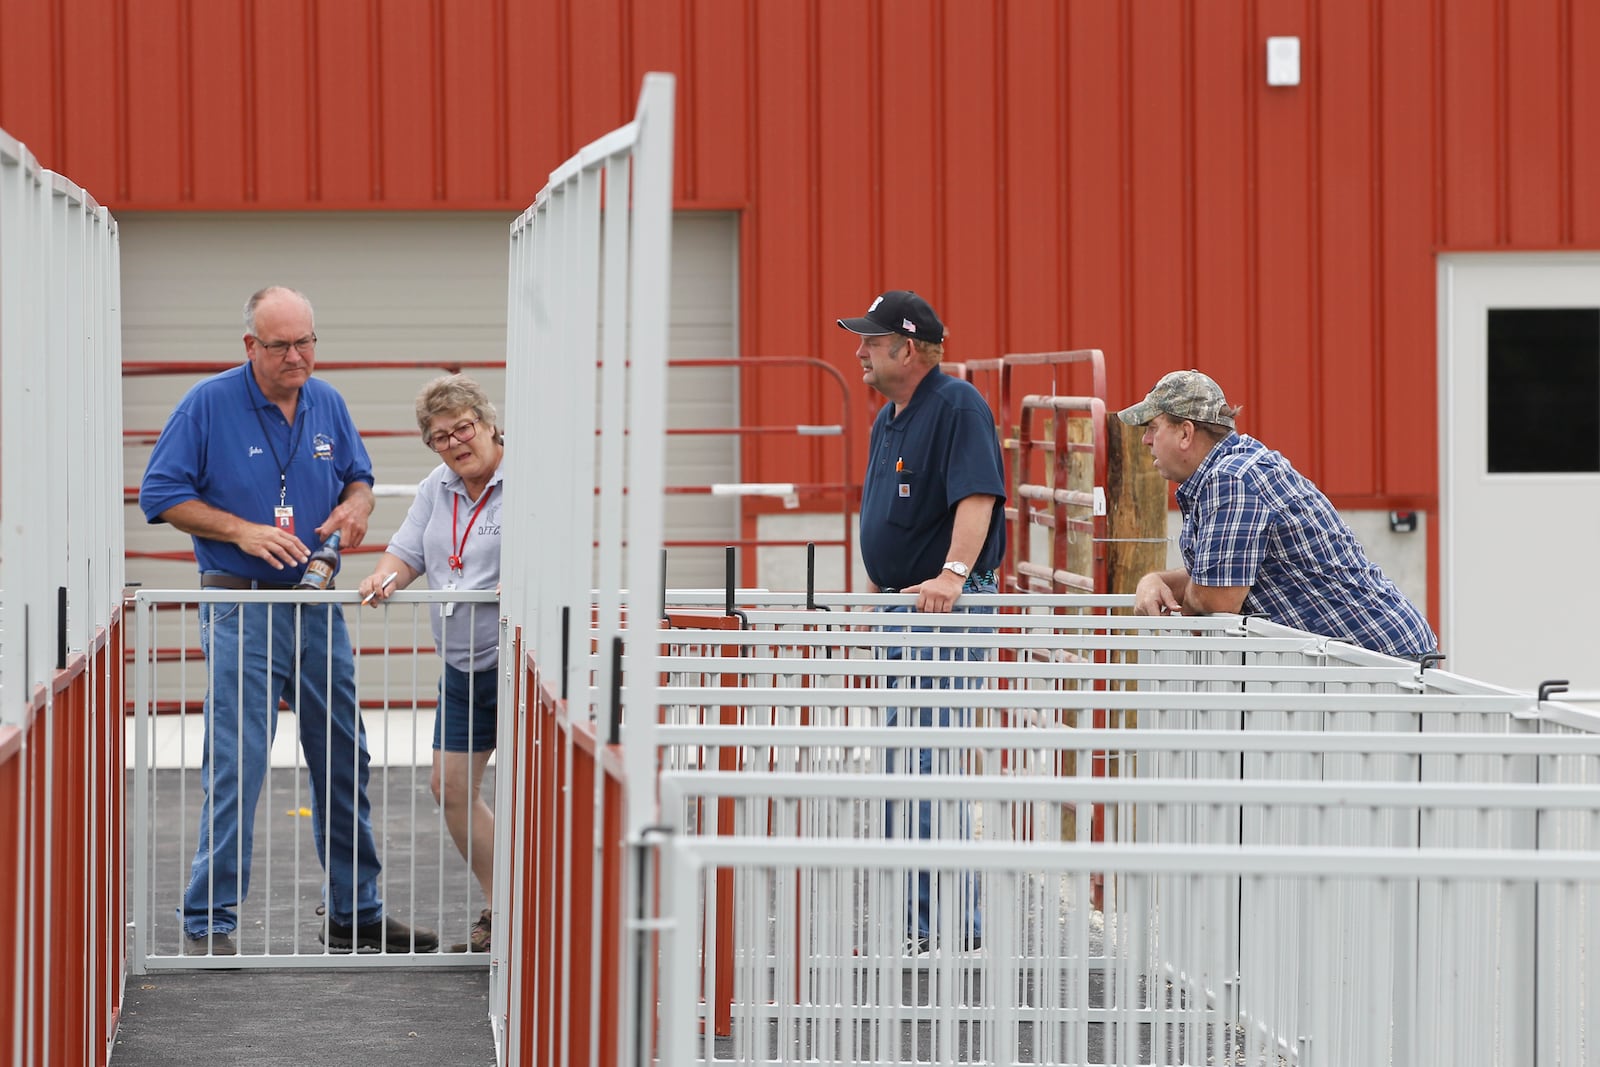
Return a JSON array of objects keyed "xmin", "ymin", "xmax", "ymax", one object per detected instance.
[{"xmin": 248, "ymin": 446, "xmax": 264, "ymax": 457}]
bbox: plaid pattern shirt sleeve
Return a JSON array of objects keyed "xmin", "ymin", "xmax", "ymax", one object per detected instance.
[
  {"xmin": 1182, "ymin": 467, "xmax": 1271, "ymax": 589},
  {"xmin": 1179, "ymin": 435, "xmax": 1438, "ymax": 658}
]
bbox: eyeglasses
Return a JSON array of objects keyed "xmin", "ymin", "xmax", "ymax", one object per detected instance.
[
  {"xmin": 424, "ymin": 418, "xmax": 481, "ymax": 452},
  {"xmin": 252, "ymin": 333, "xmax": 318, "ymax": 356}
]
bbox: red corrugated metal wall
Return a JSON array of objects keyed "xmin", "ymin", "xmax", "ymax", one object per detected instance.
[{"xmin": 4, "ymin": 0, "xmax": 1600, "ymax": 510}]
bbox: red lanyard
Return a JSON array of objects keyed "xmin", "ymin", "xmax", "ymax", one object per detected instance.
[{"xmin": 449, "ymin": 484, "xmax": 495, "ymax": 573}]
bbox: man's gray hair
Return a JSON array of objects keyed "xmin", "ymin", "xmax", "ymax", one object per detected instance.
[{"xmin": 243, "ymin": 286, "xmax": 315, "ymax": 335}]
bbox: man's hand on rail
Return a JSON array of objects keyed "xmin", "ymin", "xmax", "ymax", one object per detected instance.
[
  {"xmin": 904, "ymin": 568, "xmax": 965, "ymax": 613},
  {"xmin": 1133, "ymin": 571, "xmax": 1184, "ymax": 617}
]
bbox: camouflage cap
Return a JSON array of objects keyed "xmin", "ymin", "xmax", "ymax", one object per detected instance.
[{"xmin": 1116, "ymin": 370, "xmax": 1237, "ymax": 429}]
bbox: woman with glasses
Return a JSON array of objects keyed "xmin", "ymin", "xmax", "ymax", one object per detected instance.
[{"xmin": 358, "ymin": 373, "xmax": 505, "ymax": 953}]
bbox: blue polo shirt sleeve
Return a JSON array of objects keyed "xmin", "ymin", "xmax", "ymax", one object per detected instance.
[
  {"xmin": 1187, "ymin": 473, "xmax": 1271, "ymax": 588},
  {"xmin": 139, "ymin": 400, "xmax": 207, "ymax": 524},
  {"xmin": 940, "ymin": 405, "xmax": 1007, "ymax": 506}
]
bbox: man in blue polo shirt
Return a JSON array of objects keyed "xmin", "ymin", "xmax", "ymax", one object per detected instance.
[
  {"xmin": 1119, "ymin": 369, "xmax": 1436, "ymax": 658},
  {"xmin": 838, "ymin": 289, "xmax": 1007, "ymax": 955},
  {"xmin": 140, "ymin": 285, "xmax": 437, "ymax": 956}
]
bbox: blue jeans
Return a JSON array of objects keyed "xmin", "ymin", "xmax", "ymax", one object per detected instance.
[
  {"xmin": 881, "ymin": 581, "xmax": 995, "ymax": 942},
  {"xmin": 181, "ymin": 599, "xmax": 383, "ymax": 936}
]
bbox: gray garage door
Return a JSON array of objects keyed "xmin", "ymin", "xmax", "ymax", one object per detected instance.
[{"xmin": 121, "ymin": 211, "xmax": 739, "ymax": 593}]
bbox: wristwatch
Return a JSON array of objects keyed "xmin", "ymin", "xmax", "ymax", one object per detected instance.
[{"xmin": 942, "ymin": 561, "xmax": 971, "ymax": 579}]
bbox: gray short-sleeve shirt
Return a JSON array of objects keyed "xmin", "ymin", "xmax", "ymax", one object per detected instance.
[{"xmin": 386, "ymin": 462, "xmax": 503, "ymax": 671}]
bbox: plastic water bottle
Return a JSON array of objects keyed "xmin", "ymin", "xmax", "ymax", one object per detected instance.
[{"xmin": 297, "ymin": 530, "xmax": 342, "ymax": 590}]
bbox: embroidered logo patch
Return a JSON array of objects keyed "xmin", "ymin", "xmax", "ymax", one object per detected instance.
[
  {"xmin": 902, "ymin": 318, "xmax": 917, "ymax": 334},
  {"xmin": 312, "ymin": 433, "xmax": 334, "ymax": 461},
  {"xmin": 898, "ymin": 484, "xmax": 910, "ymax": 497}
]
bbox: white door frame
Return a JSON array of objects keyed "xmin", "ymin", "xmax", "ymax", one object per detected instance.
[{"xmin": 1438, "ymin": 251, "xmax": 1600, "ymax": 698}]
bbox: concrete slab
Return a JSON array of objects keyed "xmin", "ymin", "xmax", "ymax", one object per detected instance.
[
  {"xmin": 116, "ymin": 761, "xmax": 499, "ymax": 1063},
  {"xmin": 131, "ymin": 762, "xmax": 493, "ymax": 959},
  {"xmin": 110, "ymin": 967, "xmax": 496, "ymax": 1066}
]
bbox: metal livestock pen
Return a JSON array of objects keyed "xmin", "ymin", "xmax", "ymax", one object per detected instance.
[{"xmin": 639, "ymin": 596, "xmax": 1599, "ymax": 1067}]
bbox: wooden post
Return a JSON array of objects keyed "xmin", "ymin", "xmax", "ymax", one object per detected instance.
[
  {"xmin": 1104, "ymin": 415, "xmax": 1170, "ymax": 595},
  {"xmin": 1091, "ymin": 413, "xmax": 1170, "ymax": 903}
]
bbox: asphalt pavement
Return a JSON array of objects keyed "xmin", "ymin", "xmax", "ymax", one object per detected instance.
[
  {"xmin": 113, "ymin": 764, "xmax": 497, "ymax": 1065},
  {"xmin": 109, "ymin": 967, "xmax": 496, "ymax": 1066}
]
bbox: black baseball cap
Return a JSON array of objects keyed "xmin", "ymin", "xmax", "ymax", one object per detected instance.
[{"xmin": 836, "ymin": 290, "xmax": 946, "ymax": 344}]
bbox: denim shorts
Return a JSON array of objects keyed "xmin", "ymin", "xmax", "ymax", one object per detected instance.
[{"xmin": 434, "ymin": 662, "xmax": 499, "ymax": 753}]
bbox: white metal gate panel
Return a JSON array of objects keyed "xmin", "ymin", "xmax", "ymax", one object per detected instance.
[
  {"xmin": 498, "ymin": 72, "xmax": 677, "ymax": 1066},
  {"xmin": 0, "ymin": 124, "xmax": 126, "ymax": 1067},
  {"xmin": 128, "ymin": 588, "xmax": 497, "ymax": 971},
  {"xmin": 643, "ymin": 596, "xmax": 1600, "ymax": 1067}
]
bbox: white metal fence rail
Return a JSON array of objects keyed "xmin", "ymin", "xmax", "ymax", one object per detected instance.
[
  {"xmin": 644, "ymin": 597, "xmax": 1600, "ymax": 1067},
  {"xmin": 0, "ymin": 127, "xmax": 124, "ymax": 718},
  {"xmin": 128, "ymin": 588, "xmax": 498, "ymax": 971},
  {"xmin": 660, "ymin": 837, "xmax": 1597, "ymax": 1067}
]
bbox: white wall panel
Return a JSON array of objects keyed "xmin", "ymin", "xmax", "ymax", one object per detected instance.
[{"xmin": 119, "ymin": 211, "xmax": 738, "ymax": 592}]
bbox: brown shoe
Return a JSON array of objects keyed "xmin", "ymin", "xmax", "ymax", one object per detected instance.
[
  {"xmin": 468, "ymin": 908, "xmax": 492, "ymax": 952},
  {"xmin": 183, "ymin": 932, "xmax": 238, "ymax": 956}
]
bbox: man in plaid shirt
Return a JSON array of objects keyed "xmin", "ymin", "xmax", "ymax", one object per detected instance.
[{"xmin": 1118, "ymin": 370, "xmax": 1436, "ymax": 658}]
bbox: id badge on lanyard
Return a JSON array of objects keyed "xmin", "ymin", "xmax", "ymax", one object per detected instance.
[{"xmin": 273, "ymin": 471, "xmax": 294, "ymax": 535}]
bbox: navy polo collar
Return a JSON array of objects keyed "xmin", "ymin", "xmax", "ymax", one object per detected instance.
[{"xmin": 886, "ymin": 366, "xmax": 945, "ymax": 425}]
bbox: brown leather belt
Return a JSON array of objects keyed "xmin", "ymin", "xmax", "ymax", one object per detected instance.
[{"xmin": 200, "ymin": 574, "xmax": 324, "ymax": 591}]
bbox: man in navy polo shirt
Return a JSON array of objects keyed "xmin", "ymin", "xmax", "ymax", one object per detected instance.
[
  {"xmin": 838, "ymin": 289, "xmax": 1007, "ymax": 954},
  {"xmin": 140, "ymin": 286, "xmax": 437, "ymax": 956}
]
